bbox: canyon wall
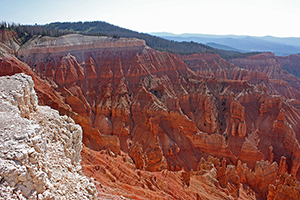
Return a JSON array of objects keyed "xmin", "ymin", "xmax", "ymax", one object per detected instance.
[
  {"xmin": 16, "ymin": 35, "xmax": 300, "ymax": 176},
  {"xmin": 1, "ymin": 32, "xmax": 300, "ymax": 199}
]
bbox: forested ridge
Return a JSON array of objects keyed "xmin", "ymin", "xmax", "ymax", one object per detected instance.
[{"xmin": 1, "ymin": 21, "xmax": 260, "ymax": 59}]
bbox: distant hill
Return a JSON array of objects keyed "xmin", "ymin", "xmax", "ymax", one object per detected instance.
[{"xmin": 152, "ymin": 32, "xmax": 300, "ymax": 56}]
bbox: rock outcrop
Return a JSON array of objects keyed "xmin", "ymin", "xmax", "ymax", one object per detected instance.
[{"xmin": 0, "ymin": 73, "xmax": 97, "ymax": 199}]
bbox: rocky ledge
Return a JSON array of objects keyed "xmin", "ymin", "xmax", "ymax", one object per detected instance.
[{"xmin": 0, "ymin": 73, "xmax": 97, "ymax": 199}]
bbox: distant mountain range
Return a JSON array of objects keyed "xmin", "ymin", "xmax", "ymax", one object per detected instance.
[{"xmin": 151, "ymin": 32, "xmax": 300, "ymax": 56}]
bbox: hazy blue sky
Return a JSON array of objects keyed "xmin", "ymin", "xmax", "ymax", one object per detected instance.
[{"xmin": 1, "ymin": 0, "xmax": 299, "ymax": 37}]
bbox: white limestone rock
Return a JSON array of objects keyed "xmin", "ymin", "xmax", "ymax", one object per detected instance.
[{"xmin": 0, "ymin": 73, "xmax": 97, "ymax": 199}]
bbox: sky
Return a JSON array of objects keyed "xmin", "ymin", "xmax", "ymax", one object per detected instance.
[{"xmin": 1, "ymin": 0, "xmax": 300, "ymax": 37}]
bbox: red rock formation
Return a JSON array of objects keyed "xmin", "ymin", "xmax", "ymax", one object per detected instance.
[
  {"xmin": 268, "ymin": 173, "xmax": 300, "ymax": 200},
  {"xmin": 81, "ymin": 146, "xmax": 261, "ymax": 199},
  {"xmin": 230, "ymin": 100, "xmax": 246, "ymax": 138},
  {"xmin": 194, "ymin": 156, "xmax": 257, "ymax": 199},
  {"xmin": 230, "ymin": 53, "xmax": 300, "ymax": 100},
  {"xmin": 196, "ymin": 156, "xmax": 300, "ymax": 200},
  {"xmin": 237, "ymin": 160, "xmax": 278, "ymax": 199},
  {"xmin": 2, "ymin": 32, "xmax": 300, "ymax": 199},
  {"xmin": 176, "ymin": 53, "xmax": 237, "ymax": 79},
  {"xmin": 54, "ymin": 53, "xmax": 85, "ymax": 86},
  {"xmin": 238, "ymin": 141, "xmax": 265, "ymax": 169},
  {"xmin": 15, "ymin": 36, "xmax": 300, "ymax": 176},
  {"xmin": 17, "ymin": 35, "xmax": 203, "ymax": 171},
  {"xmin": 179, "ymin": 53, "xmax": 300, "ymax": 173}
]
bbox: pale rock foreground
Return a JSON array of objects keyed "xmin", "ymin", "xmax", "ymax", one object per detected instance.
[{"xmin": 0, "ymin": 73, "xmax": 97, "ymax": 199}]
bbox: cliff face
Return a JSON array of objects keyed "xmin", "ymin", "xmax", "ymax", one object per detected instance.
[
  {"xmin": 2, "ymin": 33, "xmax": 300, "ymax": 199},
  {"xmin": 0, "ymin": 73, "xmax": 97, "ymax": 199},
  {"xmin": 17, "ymin": 34, "xmax": 300, "ymax": 172}
]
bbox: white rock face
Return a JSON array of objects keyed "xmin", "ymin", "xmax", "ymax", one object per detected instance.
[
  {"xmin": 18, "ymin": 34, "xmax": 146, "ymax": 55},
  {"xmin": 0, "ymin": 73, "xmax": 97, "ymax": 199}
]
